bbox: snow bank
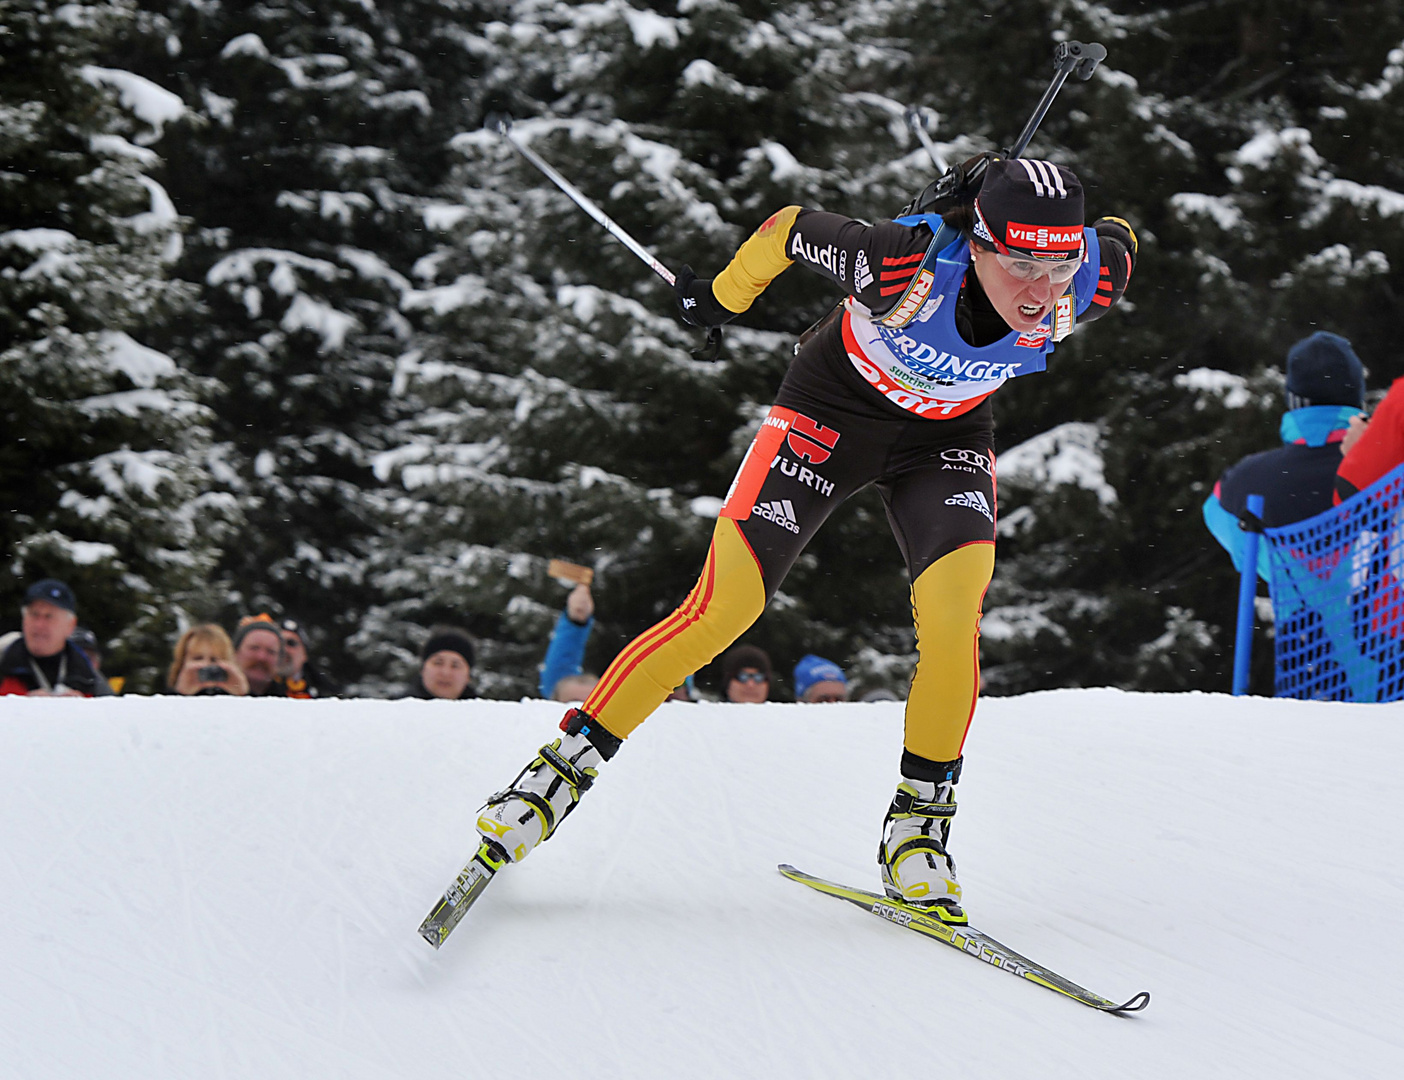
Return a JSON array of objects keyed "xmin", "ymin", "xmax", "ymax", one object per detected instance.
[{"xmin": 1, "ymin": 692, "xmax": 1399, "ymax": 1079}]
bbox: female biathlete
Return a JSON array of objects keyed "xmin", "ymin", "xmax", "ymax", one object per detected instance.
[{"xmin": 476, "ymin": 157, "xmax": 1137, "ymax": 923}]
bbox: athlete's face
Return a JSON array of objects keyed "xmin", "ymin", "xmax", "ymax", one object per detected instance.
[{"xmin": 969, "ymin": 243, "xmax": 1074, "ymax": 334}]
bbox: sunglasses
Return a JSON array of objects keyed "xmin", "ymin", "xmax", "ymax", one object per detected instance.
[
  {"xmin": 731, "ymin": 670, "xmax": 768, "ymax": 684},
  {"xmin": 991, "ymin": 250, "xmax": 1081, "ymax": 283}
]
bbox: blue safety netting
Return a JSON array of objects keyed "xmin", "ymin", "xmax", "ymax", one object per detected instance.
[{"xmin": 1263, "ymin": 463, "xmax": 1404, "ymax": 702}]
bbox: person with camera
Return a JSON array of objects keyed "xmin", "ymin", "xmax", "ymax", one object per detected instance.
[{"xmin": 166, "ymin": 624, "xmax": 250, "ymax": 696}]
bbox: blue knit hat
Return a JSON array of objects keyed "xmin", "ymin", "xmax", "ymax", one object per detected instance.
[
  {"xmin": 1285, "ymin": 332, "xmax": 1364, "ymax": 410},
  {"xmin": 793, "ymin": 654, "xmax": 847, "ymax": 700}
]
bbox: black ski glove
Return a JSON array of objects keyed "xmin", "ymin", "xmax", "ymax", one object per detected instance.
[
  {"xmin": 1093, "ymin": 216, "xmax": 1138, "ymax": 272},
  {"xmin": 675, "ymin": 264, "xmax": 740, "ymax": 330}
]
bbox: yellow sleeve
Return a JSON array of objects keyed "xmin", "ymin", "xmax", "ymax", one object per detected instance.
[{"xmin": 711, "ymin": 205, "xmax": 802, "ymax": 313}]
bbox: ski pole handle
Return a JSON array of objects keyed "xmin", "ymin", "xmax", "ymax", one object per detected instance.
[{"xmin": 1006, "ymin": 41, "xmax": 1106, "ymax": 159}]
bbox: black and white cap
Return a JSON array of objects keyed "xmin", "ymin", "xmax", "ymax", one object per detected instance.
[{"xmin": 972, "ymin": 158, "xmax": 1086, "ymax": 260}]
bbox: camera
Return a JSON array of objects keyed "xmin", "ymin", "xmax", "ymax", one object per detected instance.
[{"xmin": 197, "ymin": 664, "xmax": 228, "ymax": 682}]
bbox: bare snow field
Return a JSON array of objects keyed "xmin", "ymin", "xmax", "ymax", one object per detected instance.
[{"xmin": 1, "ymin": 690, "xmax": 1400, "ymax": 1079}]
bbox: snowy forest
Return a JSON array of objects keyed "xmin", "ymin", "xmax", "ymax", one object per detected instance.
[{"xmin": 5, "ymin": 0, "xmax": 1404, "ymax": 698}]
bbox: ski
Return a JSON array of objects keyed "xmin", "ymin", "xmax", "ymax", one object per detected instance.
[
  {"xmin": 418, "ymin": 841, "xmax": 507, "ymax": 949},
  {"xmin": 778, "ymin": 864, "xmax": 1150, "ymax": 1014}
]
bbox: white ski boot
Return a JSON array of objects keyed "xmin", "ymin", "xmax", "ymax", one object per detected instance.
[
  {"xmin": 878, "ymin": 756, "xmax": 966, "ymax": 924},
  {"xmin": 476, "ymin": 708, "xmax": 621, "ymax": 864}
]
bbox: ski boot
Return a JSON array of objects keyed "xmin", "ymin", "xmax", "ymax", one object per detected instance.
[
  {"xmin": 877, "ymin": 755, "xmax": 967, "ymax": 925},
  {"xmin": 475, "ymin": 708, "xmax": 622, "ymax": 864}
]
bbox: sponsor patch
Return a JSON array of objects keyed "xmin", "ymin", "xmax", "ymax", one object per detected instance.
[
  {"xmin": 1004, "ymin": 222, "xmax": 1083, "ymax": 253},
  {"xmin": 848, "ymin": 350, "xmax": 969, "ymax": 417},
  {"xmin": 972, "ymin": 205, "xmax": 996, "ymax": 245},
  {"xmin": 880, "ymin": 333, "xmax": 1024, "ymax": 383},
  {"xmin": 879, "ymin": 268, "xmax": 936, "ymax": 329},
  {"xmin": 753, "ymin": 499, "xmax": 801, "ymax": 534},
  {"xmin": 1015, "ymin": 324, "xmax": 1052, "ymax": 349},
  {"xmin": 854, "ymin": 249, "xmax": 874, "ymax": 291},
  {"xmin": 945, "ymin": 490, "xmax": 994, "ymax": 522},
  {"xmin": 721, "ymin": 406, "xmax": 796, "ymax": 521},
  {"xmin": 786, "ymin": 413, "xmax": 840, "ymax": 465},
  {"xmin": 941, "ymin": 449, "xmax": 993, "ymax": 476},
  {"xmin": 1052, "ymin": 294, "xmax": 1075, "ymax": 341},
  {"xmin": 771, "ymin": 455, "xmax": 835, "ymax": 497},
  {"xmin": 790, "ymin": 231, "xmax": 846, "ymax": 279}
]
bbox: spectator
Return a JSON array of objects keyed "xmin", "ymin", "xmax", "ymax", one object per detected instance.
[
  {"xmin": 277, "ymin": 618, "xmax": 339, "ymax": 699},
  {"xmin": 720, "ymin": 644, "xmax": 772, "ymax": 703},
  {"xmin": 232, "ymin": 614, "xmax": 289, "ymax": 697},
  {"xmin": 540, "ymin": 584, "xmax": 600, "ymax": 702},
  {"xmin": 1335, "ymin": 377, "xmax": 1404, "ymax": 503},
  {"xmin": 1203, "ymin": 331, "xmax": 1366, "ymax": 580},
  {"xmin": 408, "ymin": 625, "xmax": 477, "ymax": 700},
  {"xmin": 167, "ymin": 624, "xmax": 249, "ymax": 696},
  {"xmin": 70, "ymin": 627, "xmax": 120, "ymax": 694},
  {"xmin": 0, "ymin": 579, "xmax": 107, "ymax": 697},
  {"xmin": 794, "ymin": 654, "xmax": 849, "ymax": 703}
]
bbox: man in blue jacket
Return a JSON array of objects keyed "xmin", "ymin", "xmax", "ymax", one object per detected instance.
[
  {"xmin": 1203, "ymin": 331, "xmax": 1366, "ymax": 580},
  {"xmin": 539, "ymin": 583, "xmax": 597, "ymax": 702}
]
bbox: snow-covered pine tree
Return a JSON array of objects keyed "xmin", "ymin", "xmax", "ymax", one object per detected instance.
[
  {"xmin": 978, "ymin": 2, "xmax": 1404, "ymax": 693},
  {"xmin": 0, "ymin": 0, "xmax": 238, "ymax": 690},
  {"xmin": 118, "ymin": 0, "xmax": 501, "ymax": 680},
  {"xmin": 355, "ymin": 0, "xmax": 979, "ymax": 697}
]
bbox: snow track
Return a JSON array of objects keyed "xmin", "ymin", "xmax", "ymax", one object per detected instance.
[{"xmin": 0, "ymin": 690, "xmax": 1400, "ymax": 1078}]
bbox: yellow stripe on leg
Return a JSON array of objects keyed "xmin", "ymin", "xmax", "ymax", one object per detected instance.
[
  {"xmin": 586, "ymin": 518, "xmax": 768, "ymax": 738},
  {"xmin": 904, "ymin": 543, "xmax": 996, "ymax": 763}
]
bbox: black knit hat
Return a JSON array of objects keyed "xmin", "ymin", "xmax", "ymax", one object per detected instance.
[
  {"xmin": 422, "ymin": 626, "xmax": 475, "ymax": 667},
  {"xmin": 972, "ymin": 157, "xmax": 1085, "ymax": 260},
  {"xmin": 1285, "ymin": 331, "xmax": 1365, "ymax": 410},
  {"xmin": 721, "ymin": 644, "xmax": 771, "ymax": 686}
]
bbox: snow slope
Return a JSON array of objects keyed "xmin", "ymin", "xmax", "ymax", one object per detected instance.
[{"xmin": 0, "ymin": 690, "xmax": 1399, "ymax": 1079}]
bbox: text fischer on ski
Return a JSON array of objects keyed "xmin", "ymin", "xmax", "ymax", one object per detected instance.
[{"xmin": 477, "ymin": 155, "xmax": 1137, "ymax": 925}]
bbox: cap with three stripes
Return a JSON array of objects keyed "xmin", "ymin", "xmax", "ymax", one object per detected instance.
[{"xmin": 971, "ymin": 157, "xmax": 1085, "ymax": 261}]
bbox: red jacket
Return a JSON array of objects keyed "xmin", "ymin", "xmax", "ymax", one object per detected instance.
[{"xmin": 1337, "ymin": 377, "xmax": 1404, "ymax": 503}]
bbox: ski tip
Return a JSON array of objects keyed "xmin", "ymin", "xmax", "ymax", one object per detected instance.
[
  {"xmin": 777, "ymin": 863, "xmax": 798, "ymax": 874},
  {"xmin": 1107, "ymin": 990, "xmax": 1151, "ymax": 1014}
]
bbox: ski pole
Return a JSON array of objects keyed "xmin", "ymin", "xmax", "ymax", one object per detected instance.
[
  {"xmin": 1232, "ymin": 493, "xmax": 1266, "ymax": 695},
  {"xmin": 904, "ymin": 106, "xmax": 948, "ymax": 173},
  {"xmin": 1005, "ymin": 40, "xmax": 1107, "ymax": 159},
  {"xmin": 487, "ymin": 115, "xmax": 676, "ymax": 287},
  {"xmin": 902, "ymin": 39, "xmax": 1107, "ymax": 216}
]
